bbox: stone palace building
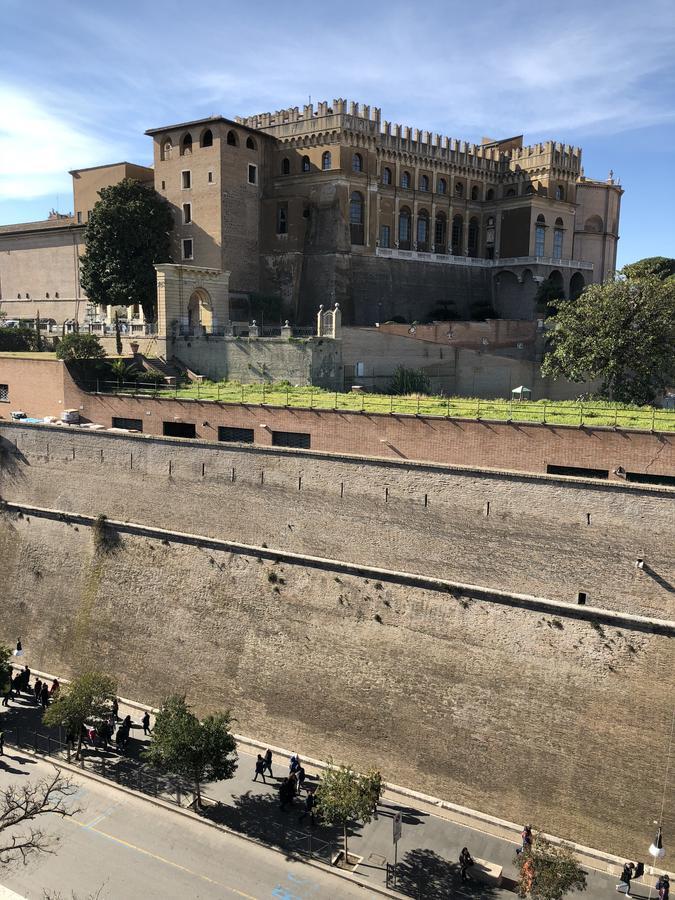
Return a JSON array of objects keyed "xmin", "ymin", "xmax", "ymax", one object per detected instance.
[{"xmin": 0, "ymin": 98, "xmax": 622, "ymax": 326}]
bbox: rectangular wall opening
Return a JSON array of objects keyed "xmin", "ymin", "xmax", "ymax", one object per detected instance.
[
  {"xmin": 547, "ymin": 464, "xmax": 609, "ymax": 480},
  {"xmin": 218, "ymin": 426, "xmax": 254, "ymax": 443},
  {"xmin": 625, "ymin": 471, "xmax": 675, "ymax": 487},
  {"xmin": 163, "ymin": 421, "xmax": 196, "ymax": 439},
  {"xmin": 272, "ymin": 430, "xmax": 311, "ymax": 449},
  {"xmin": 111, "ymin": 417, "xmax": 143, "ymax": 432}
]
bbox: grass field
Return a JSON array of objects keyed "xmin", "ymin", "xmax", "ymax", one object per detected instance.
[{"xmin": 93, "ymin": 379, "xmax": 675, "ymax": 431}]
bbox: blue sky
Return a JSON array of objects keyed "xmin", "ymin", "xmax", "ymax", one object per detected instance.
[{"xmin": 1, "ymin": 0, "xmax": 674, "ymax": 267}]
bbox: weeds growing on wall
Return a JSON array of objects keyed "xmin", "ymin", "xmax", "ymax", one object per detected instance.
[{"xmin": 91, "ymin": 514, "xmax": 120, "ymax": 554}]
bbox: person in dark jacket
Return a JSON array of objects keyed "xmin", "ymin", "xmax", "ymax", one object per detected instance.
[
  {"xmin": 262, "ymin": 748, "xmax": 273, "ymax": 778},
  {"xmin": 253, "ymin": 754, "xmax": 266, "ymax": 783},
  {"xmin": 298, "ymin": 790, "xmax": 316, "ymax": 825},
  {"xmin": 657, "ymin": 873, "xmax": 670, "ymax": 900},
  {"xmin": 33, "ymin": 678, "xmax": 43, "ymax": 705},
  {"xmin": 617, "ymin": 861, "xmax": 635, "ymax": 896},
  {"xmin": 459, "ymin": 847, "xmax": 474, "ymax": 881}
]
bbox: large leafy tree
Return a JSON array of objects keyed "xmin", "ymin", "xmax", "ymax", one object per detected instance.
[
  {"xmin": 43, "ymin": 671, "xmax": 117, "ymax": 759},
  {"xmin": 621, "ymin": 256, "xmax": 675, "ymax": 282},
  {"xmin": 80, "ymin": 178, "xmax": 173, "ymax": 322},
  {"xmin": 143, "ymin": 695, "xmax": 237, "ymax": 807},
  {"xmin": 541, "ymin": 276, "xmax": 675, "ymax": 404},
  {"xmin": 515, "ymin": 832, "xmax": 587, "ymax": 899},
  {"xmin": 315, "ymin": 762, "xmax": 377, "ymax": 862},
  {"xmin": 55, "ymin": 333, "xmax": 106, "ymax": 362}
]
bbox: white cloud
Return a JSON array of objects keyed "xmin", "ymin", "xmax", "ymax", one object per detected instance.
[{"xmin": 0, "ymin": 86, "xmax": 126, "ymax": 201}]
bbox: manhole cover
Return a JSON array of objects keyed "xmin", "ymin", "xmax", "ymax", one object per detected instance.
[{"xmin": 369, "ymin": 853, "xmax": 386, "ymax": 866}]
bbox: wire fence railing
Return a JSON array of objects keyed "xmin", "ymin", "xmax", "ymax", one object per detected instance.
[{"xmin": 83, "ymin": 380, "xmax": 675, "ymax": 431}]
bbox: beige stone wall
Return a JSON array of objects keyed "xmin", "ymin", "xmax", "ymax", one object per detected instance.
[
  {"xmin": 0, "ymin": 449, "xmax": 672, "ymax": 858},
  {"xmin": 574, "ymin": 181, "xmax": 622, "ymax": 280},
  {"xmin": 0, "ymin": 226, "xmax": 85, "ymax": 317},
  {"xmin": 71, "ymin": 162, "xmax": 154, "ymax": 224}
]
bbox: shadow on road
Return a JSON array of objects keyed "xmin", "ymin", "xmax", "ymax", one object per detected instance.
[{"xmin": 396, "ymin": 848, "xmax": 502, "ymax": 899}]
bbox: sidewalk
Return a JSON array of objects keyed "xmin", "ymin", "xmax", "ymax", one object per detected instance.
[{"xmin": 0, "ymin": 678, "xmax": 665, "ymax": 899}]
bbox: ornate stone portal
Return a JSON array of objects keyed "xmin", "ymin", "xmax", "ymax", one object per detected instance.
[{"xmin": 154, "ymin": 264, "xmax": 230, "ymax": 355}]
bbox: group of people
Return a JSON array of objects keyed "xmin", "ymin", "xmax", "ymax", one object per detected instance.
[
  {"xmin": 2, "ymin": 666, "xmax": 59, "ymax": 709},
  {"xmin": 617, "ymin": 861, "xmax": 669, "ymax": 898}
]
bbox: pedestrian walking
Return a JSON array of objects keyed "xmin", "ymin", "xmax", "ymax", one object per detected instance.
[
  {"xmin": 33, "ymin": 678, "xmax": 42, "ymax": 704},
  {"xmin": 633, "ymin": 862, "xmax": 644, "ymax": 881},
  {"xmin": 40, "ymin": 682, "xmax": 50, "ymax": 709},
  {"xmin": 657, "ymin": 874, "xmax": 670, "ymax": 900},
  {"xmin": 516, "ymin": 824, "xmax": 533, "ymax": 855},
  {"xmin": 459, "ymin": 847, "xmax": 474, "ymax": 881},
  {"xmin": 253, "ymin": 754, "xmax": 267, "ymax": 783},
  {"xmin": 279, "ymin": 777, "xmax": 294, "ymax": 810},
  {"xmin": 616, "ymin": 861, "xmax": 635, "ymax": 896},
  {"xmin": 142, "ymin": 711, "xmax": 151, "ymax": 735},
  {"xmin": 296, "ymin": 766, "xmax": 306, "ymax": 794},
  {"xmin": 1, "ymin": 684, "xmax": 11, "ymax": 707},
  {"xmin": 289, "ymin": 753, "xmax": 300, "ymax": 774},
  {"xmin": 112, "ymin": 699, "xmax": 119, "ymax": 721},
  {"xmin": 50, "ymin": 678, "xmax": 60, "ymax": 696},
  {"xmin": 298, "ymin": 790, "xmax": 316, "ymax": 825},
  {"xmin": 262, "ymin": 748, "xmax": 273, "ymax": 778}
]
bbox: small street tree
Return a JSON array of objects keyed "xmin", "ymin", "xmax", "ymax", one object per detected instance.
[
  {"xmin": 43, "ymin": 672, "xmax": 117, "ymax": 759},
  {"xmin": 55, "ymin": 333, "xmax": 106, "ymax": 363},
  {"xmin": 541, "ymin": 276, "xmax": 675, "ymax": 404},
  {"xmin": 80, "ymin": 178, "xmax": 173, "ymax": 322},
  {"xmin": 515, "ymin": 832, "xmax": 587, "ymax": 899},
  {"xmin": 315, "ymin": 761, "xmax": 377, "ymax": 863},
  {"xmin": 143, "ymin": 695, "xmax": 237, "ymax": 807},
  {"xmin": 0, "ymin": 771, "xmax": 78, "ymax": 868}
]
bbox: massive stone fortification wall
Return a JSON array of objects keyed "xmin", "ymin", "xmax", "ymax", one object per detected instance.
[
  {"xmin": 0, "ymin": 506, "xmax": 672, "ymax": 860},
  {"xmin": 1, "ymin": 424, "xmax": 673, "ymax": 618}
]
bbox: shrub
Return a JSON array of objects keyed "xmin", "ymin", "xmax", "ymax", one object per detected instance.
[
  {"xmin": 0, "ymin": 327, "xmax": 40, "ymax": 352},
  {"xmin": 388, "ymin": 366, "xmax": 432, "ymax": 396},
  {"xmin": 55, "ymin": 333, "xmax": 106, "ymax": 362}
]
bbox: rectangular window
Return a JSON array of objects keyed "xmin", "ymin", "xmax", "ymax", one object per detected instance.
[
  {"xmin": 111, "ymin": 416, "xmax": 143, "ymax": 432},
  {"xmin": 380, "ymin": 225, "xmax": 390, "ymax": 248},
  {"xmin": 163, "ymin": 421, "xmax": 196, "ymax": 439},
  {"xmin": 161, "ymin": 180, "xmax": 166, "ymax": 190},
  {"xmin": 182, "ymin": 238, "xmax": 193, "ymax": 260},
  {"xmin": 218, "ymin": 426, "xmax": 255, "ymax": 443},
  {"xmin": 547, "ymin": 464, "xmax": 609, "ymax": 480},
  {"xmin": 535, "ymin": 224, "xmax": 546, "ymax": 256},
  {"xmin": 76, "ymin": 212, "xmax": 82, "ymax": 224},
  {"xmin": 0, "ymin": 384, "xmax": 8, "ymax": 402},
  {"xmin": 625, "ymin": 471, "xmax": 675, "ymax": 487},
  {"xmin": 272, "ymin": 430, "xmax": 311, "ymax": 449},
  {"xmin": 181, "ymin": 170, "xmax": 191, "ymax": 189},
  {"xmin": 208, "ymin": 171, "xmax": 214, "ymax": 183},
  {"xmin": 248, "ymin": 164, "xmax": 257, "ymax": 185},
  {"xmin": 553, "ymin": 228, "xmax": 563, "ymax": 258},
  {"xmin": 276, "ymin": 203, "xmax": 288, "ymax": 235},
  {"xmin": 182, "ymin": 203, "xmax": 192, "ymax": 224},
  {"xmin": 355, "ymin": 361, "xmax": 365, "ymax": 377}
]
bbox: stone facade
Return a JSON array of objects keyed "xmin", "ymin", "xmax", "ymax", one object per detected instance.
[{"xmin": 0, "ymin": 425, "xmax": 672, "ymax": 857}]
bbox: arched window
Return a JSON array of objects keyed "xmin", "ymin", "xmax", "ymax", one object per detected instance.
[
  {"xmin": 455, "ymin": 182, "xmax": 464, "ymax": 198},
  {"xmin": 486, "ymin": 188, "xmax": 495, "ymax": 201},
  {"xmin": 352, "ymin": 153, "xmax": 363, "ymax": 173},
  {"xmin": 46, "ymin": 292, "xmax": 50, "ymax": 298},
  {"xmin": 417, "ymin": 210, "xmax": 430, "ymax": 250},
  {"xmin": 162, "ymin": 139, "xmax": 173, "ymax": 161},
  {"xmin": 553, "ymin": 218, "xmax": 564, "ymax": 258},
  {"xmin": 302, "ymin": 155, "xmax": 311, "ymax": 172},
  {"xmin": 438, "ymin": 177, "xmax": 447, "ymax": 194},
  {"xmin": 535, "ymin": 214, "xmax": 546, "ymax": 256},
  {"xmin": 471, "ymin": 185, "xmax": 479, "ymax": 201},
  {"xmin": 226, "ymin": 130, "xmax": 238, "ymax": 146},
  {"xmin": 322, "ymin": 151, "xmax": 332, "ymax": 170},
  {"xmin": 55, "ymin": 292, "xmax": 59, "ymax": 298},
  {"xmin": 382, "ymin": 167, "xmax": 392, "ymax": 185},
  {"xmin": 181, "ymin": 133, "xmax": 193, "ymax": 155},
  {"xmin": 282, "ymin": 157, "xmax": 291, "ymax": 175},
  {"xmin": 555, "ymin": 184, "xmax": 565, "ymax": 201},
  {"xmin": 349, "ymin": 191, "xmax": 364, "ymax": 244},
  {"xmin": 401, "ymin": 171, "xmax": 411, "ymax": 189},
  {"xmin": 17, "ymin": 293, "xmax": 21, "ymax": 299},
  {"xmin": 200, "ymin": 129, "xmax": 213, "ymax": 148},
  {"xmin": 434, "ymin": 213, "xmax": 447, "ymax": 253},
  {"xmin": 485, "ymin": 216, "xmax": 496, "ymax": 259},
  {"xmin": 506, "ymin": 188, "xmax": 516, "ymax": 197},
  {"xmin": 398, "ymin": 207, "xmax": 411, "ymax": 249},
  {"xmin": 468, "ymin": 217, "xmax": 479, "ymax": 257},
  {"xmin": 246, "ymin": 136, "xmax": 256, "ymax": 150},
  {"xmin": 451, "ymin": 215, "xmax": 463, "ymax": 254},
  {"xmin": 419, "ymin": 174, "xmax": 429, "ymax": 192}
]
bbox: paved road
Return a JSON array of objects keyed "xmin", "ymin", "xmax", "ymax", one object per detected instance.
[{"xmin": 0, "ymin": 754, "xmax": 376, "ymax": 900}]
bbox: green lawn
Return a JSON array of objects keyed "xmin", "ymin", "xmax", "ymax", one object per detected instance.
[
  {"xmin": 0, "ymin": 351, "xmax": 58, "ymax": 358},
  {"xmin": 95, "ymin": 379, "xmax": 675, "ymax": 431}
]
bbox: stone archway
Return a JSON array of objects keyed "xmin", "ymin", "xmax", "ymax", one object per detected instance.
[
  {"xmin": 569, "ymin": 271, "xmax": 585, "ymax": 300},
  {"xmin": 188, "ymin": 288, "xmax": 213, "ymax": 331}
]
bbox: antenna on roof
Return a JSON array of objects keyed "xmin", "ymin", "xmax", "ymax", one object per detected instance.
[{"xmin": 309, "ymin": 95, "xmax": 312, "ymax": 105}]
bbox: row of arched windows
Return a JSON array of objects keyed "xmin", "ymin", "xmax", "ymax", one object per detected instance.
[
  {"xmin": 161, "ymin": 129, "xmax": 257, "ymax": 160},
  {"xmin": 15, "ymin": 292, "xmax": 59, "ymax": 299},
  {"xmin": 281, "ymin": 150, "xmax": 333, "ymax": 175}
]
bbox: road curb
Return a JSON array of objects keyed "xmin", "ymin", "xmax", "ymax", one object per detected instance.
[{"xmin": 4, "ymin": 743, "xmax": 405, "ymax": 899}]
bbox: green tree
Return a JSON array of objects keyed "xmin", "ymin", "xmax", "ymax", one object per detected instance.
[
  {"xmin": 621, "ymin": 256, "xmax": 675, "ymax": 282},
  {"xmin": 80, "ymin": 178, "xmax": 173, "ymax": 322},
  {"xmin": 388, "ymin": 365, "xmax": 432, "ymax": 395},
  {"xmin": 315, "ymin": 762, "xmax": 377, "ymax": 863},
  {"xmin": 0, "ymin": 645, "xmax": 11, "ymax": 695},
  {"xmin": 43, "ymin": 672, "xmax": 117, "ymax": 759},
  {"xmin": 515, "ymin": 832, "xmax": 587, "ymax": 899},
  {"xmin": 55, "ymin": 333, "xmax": 106, "ymax": 362},
  {"xmin": 35, "ymin": 310, "xmax": 43, "ymax": 352},
  {"xmin": 541, "ymin": 277, "xmax": 675, "ymax": 404},
  {"xmin": 143, "ymin": 695, "xmax": 237, "ymax": 807},
  {"xmin": 0, "ymin": 327, "xmax": 40, "ymax": 352}
]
